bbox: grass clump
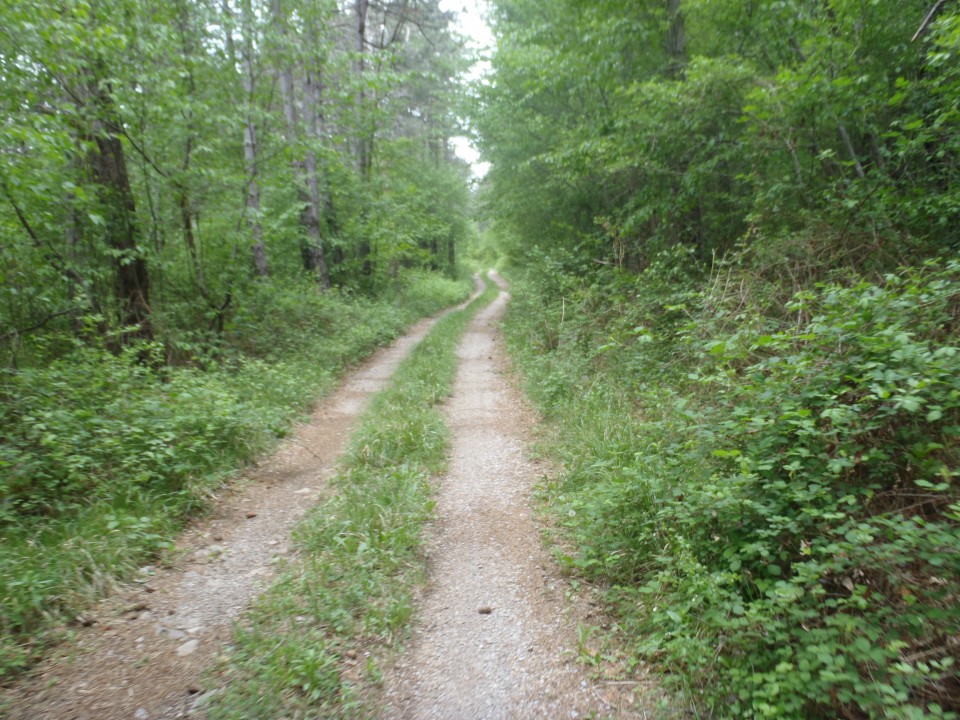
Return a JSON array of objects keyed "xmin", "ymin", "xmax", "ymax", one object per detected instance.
[
  {"xmin": 203, "ymin": 276, "xmax": 498, "ymax": 719},
  {"xmin": 0, "ymin": 271, "xmax": 471, "ymax": 680},
  {"xmin": 502, "ymin": 253, "xmax": 960, "ymax": 719}
]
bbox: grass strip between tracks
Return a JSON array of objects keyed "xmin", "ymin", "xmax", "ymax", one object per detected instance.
[{"xmin": 205, "ymin": 275, "xmax": 498, "ymax": 719}]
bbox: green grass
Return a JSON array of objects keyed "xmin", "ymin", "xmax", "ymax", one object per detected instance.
[
  {"xmin": 0, "ymin": 271, "xmax": 471, "ymax": 681},
  {"xmin": 202, "ymin": 275, "xmax": 499, "ymax": 719},
  {"xmin": 500, "ymin": 256, "xmax": 960, "ymax": 719}
]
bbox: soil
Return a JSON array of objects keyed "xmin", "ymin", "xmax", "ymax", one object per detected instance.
[
  {"xmin": 380, "ymin": 272, "xmax": 652, "ymax": 719},
  {"xmin": 3, "ymin": 276, "xmax": 654, "ymax": 720},
  {"xmin": 0, "ymin": 311, "xmax": 453, "ymax": 720}
]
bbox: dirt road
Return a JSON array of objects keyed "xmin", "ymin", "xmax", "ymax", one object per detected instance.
[
  {"xmin": 4, "ymin": 277, "xmax": 648, "ymax": 719},
  {"xmin": 380, "ymin": 273, "xmax": 644, "ymax": 719},
  {"xmin": 1, "ymin": 314, "xmax": 450, "ymax": 720}
]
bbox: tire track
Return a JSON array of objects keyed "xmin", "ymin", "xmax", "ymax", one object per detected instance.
[
  {"xmin": 2, "ymin": 307, "xmax": 463, "ymax": 720},
  {"xmin": 381, "ymin": 272, "xmax": 645, "ymax": 720}
]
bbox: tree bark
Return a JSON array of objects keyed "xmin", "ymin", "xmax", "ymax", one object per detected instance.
[
  {"xmin": 240, "ymin": 0, "xmax": 268, "ymax": 277},
  {"xmin": 274, "ymin": 0, "xmax": 330, "ymax": 288},
  {"xmin": 354, "ymin": 0, "xmax": 372, "ymax": 180},
  {"xmin": 86, "ymin": 77, "xmax": 153, "ymax": 343},
  {"xmin": 303, "ymin": 57, "xmax": 331, "ymax": 289},
  {"xmin": 666, "ymin": 0, "xmax": 686, "ymax": 78}
]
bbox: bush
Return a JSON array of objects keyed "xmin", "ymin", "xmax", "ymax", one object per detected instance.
[{"xmin": 504, "ymin": 255, "xmax": 960, "ymax": 719}]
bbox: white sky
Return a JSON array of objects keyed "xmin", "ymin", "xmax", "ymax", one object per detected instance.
[{"xmin": 439, "ymin": 0, "xmax": 493, "ymax": 178}]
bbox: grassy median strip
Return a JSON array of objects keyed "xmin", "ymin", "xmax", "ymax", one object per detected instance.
[{"xmin": 205, "ymin": 276, "xmax": 498, "ymax": 719}]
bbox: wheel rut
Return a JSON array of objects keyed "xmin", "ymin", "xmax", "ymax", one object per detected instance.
[
  {"xmin": 381, "ymin": 273, "xmax": 645, "ymax": 720},
  {"xmin": 1, "ymin": 312, "xmax": 454, "ymax": 720}
]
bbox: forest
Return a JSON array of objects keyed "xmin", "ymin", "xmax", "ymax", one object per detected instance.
[
  {"xmin": 479, "ymin": 0, "xmax": 960, "ymax": 718},
  {"xmin": 1, "ymin": 0, "xmax": 959, "ymax": 718},
  {"xmin": 0, "ymin": 0, "xmax": 473, "ymax": 680}
]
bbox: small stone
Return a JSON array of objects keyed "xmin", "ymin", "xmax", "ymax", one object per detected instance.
[
  {"xmin": 143, "ymin": 585, "xmax": 156, "ymax": 593},
  {"xmin": 212, "ymin": 534, "xmax": 224, "ymax": 542},
  {"xmin": 245, "ymin": 511, "xmax": 257, "ymax": 519},
  {"xmin": 157, "ymin": 626, "xmax": 186, "ymax": 640},
  {"xmin": 294, "ymin": 488, "xmax": 314, "ymax": 494},
  {"xmin": 135, "ymin": 708, "xmax": 149, "ymax": 720},
  {"xmin": 186, "ymin": 686, "xmax": 201, "ymax": 695},
  {"xmin": 177, "ymin": 639, "xmax": 200, "ymax": 657},
  {"xmin": 478, "ymin": 606, "xmax": 493, "ymax": 615}
]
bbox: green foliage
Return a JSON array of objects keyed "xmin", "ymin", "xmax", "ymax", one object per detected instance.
[
  {"xmin": 504, "ymin": 255, "xmax": 960, "ymax": 719},
  {"xmin": 480, "ymin": 0, "xmax": 960, "ymax": 270},
  {"xmin": 485, "ymin": 0, "xmax": 960, "ymax": 716},
  {"xmin": 0, "ymin": 271, "xmax": 469, "ymax": 680},
  {"xmin": 205, "ymin": 277, "xmax": 498, "ymax": 719}
]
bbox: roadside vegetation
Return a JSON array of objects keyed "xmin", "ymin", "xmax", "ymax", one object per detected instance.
[
  {"xmin": 203, "ymin": 277, "xmax": 497, "ymax": 719},
  {"xmin": 480, "ymin": 1, "xmax": 960, "ymax": 717},
  {"xmin": 0, "ymin": 271, "xmax": 469, "ymax": 680},
  {"xmin": 504, "ymin": 256, "xmax": 960, "ymax": 719}
]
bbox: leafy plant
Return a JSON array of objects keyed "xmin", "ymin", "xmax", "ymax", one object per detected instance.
[{"xmin": 503, "ymin": 255, "xmax": 960, "ymax": 719}]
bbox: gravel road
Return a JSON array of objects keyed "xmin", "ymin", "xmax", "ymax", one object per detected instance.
[
  {"xmin": 1, "ymin": 313, "xmax": 451, "ymax": 720},
  {"xmin": 380, "ymin": 273, "xmax": 646, "ymax": 720}
]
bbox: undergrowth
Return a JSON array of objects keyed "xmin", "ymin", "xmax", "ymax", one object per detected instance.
[
  {"xmin": 0, "ymin": 270, "xmax": 470, "ymax": 680},
  {"xmin": 502, "ymin": 250, "xmax": 960, "ymax": 719},
  {"xmin": 202, "ymin": 276, "xmax": 498, "ymax": 719}
]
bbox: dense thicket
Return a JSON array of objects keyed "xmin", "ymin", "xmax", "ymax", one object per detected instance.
[
  {"xmin": 0, "ymin": 0, "xmax": 475, "ymax": 677},
  {"xmin": 479, "ymin": 1, "xmax": 960, "ymax": 718}
]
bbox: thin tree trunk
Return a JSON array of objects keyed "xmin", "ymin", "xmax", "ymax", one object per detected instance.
[
  {"xmin": 274, "ymin": 0, "xmax": 330, "ymax": 288},
  {"xmin": 354, "ymin": 0, "xmax": 371, "ymax": 179},
  {"xmin": 353, "ymin": 0, "xmax": 373, "ymax": 278},
  {"xmin": 666, "ymin": 0, "xmax": 686, "ymax": 77},
  {"xmin": 303, "ymin": 57, "xmax": 331, "ymax": 289},
  {"xmin": 177, "ymin": 0, "xmax": 208, "ymax": 299},
  {"xmin": 837, "ymin": 123, "xmax": 866, "ymax": 179},
  {"xmin": 241, "ymin": 0, "xmax": 268, "ymax": 277}
]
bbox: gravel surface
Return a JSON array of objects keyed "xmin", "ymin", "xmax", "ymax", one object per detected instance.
[
  {"xmin": 0, "ymin": 312, "xmax": 453, "ymax": 720},
  {"xmin": 380, "ymin": 273, "xmax": 649, "ymax": 720}
]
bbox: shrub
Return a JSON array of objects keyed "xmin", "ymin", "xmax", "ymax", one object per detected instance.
[{"xmin": 504, "ymin": 255, "xmax": 960, "ymax": 719}]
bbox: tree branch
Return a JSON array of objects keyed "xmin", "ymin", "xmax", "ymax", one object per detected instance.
[
  {"xmin": 912, "ymin": 0, "xmax": 951, "ymax": 42},
  {"xmin": 0, "ymin": 309, "xmax": 78, "ymax": 343}
]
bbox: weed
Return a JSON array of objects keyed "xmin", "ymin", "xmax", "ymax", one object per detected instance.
[
  {"xmin": 503, "ymin": 255, "xmax": 960, "ymax": 719},
  {"xmin": 203, "ymin": 277, "xmax": 498, "ymax": 719}
]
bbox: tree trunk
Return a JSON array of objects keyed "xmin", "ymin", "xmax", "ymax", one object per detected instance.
[
  {"xmin": 241, "ymin": 0, "xmax": 268, "ymax": 277},
  {"xmin": 86, "ymin": 78, "xmax": 153, "ymax": 343},
  {"xmin": 303, "ymin": 58, "xmax": 331, "ymax": 289},
  {"xmin": 176, "ymin": 0, "xmax": 208, "ymax": 300},
  {"xmin": 274, "ymin": 0, "xmax": 331, "ymax": 289},
  {"xmin": 354, "ymin": 0, "xmax": 371, "ymax": 180},
  {"xmin": 666, "ymin": 0, "xmax": 686, "ymax": 78},
  {"xmin": 353, "ymin": 0, "xmax": 373, "ymax": 278}
]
